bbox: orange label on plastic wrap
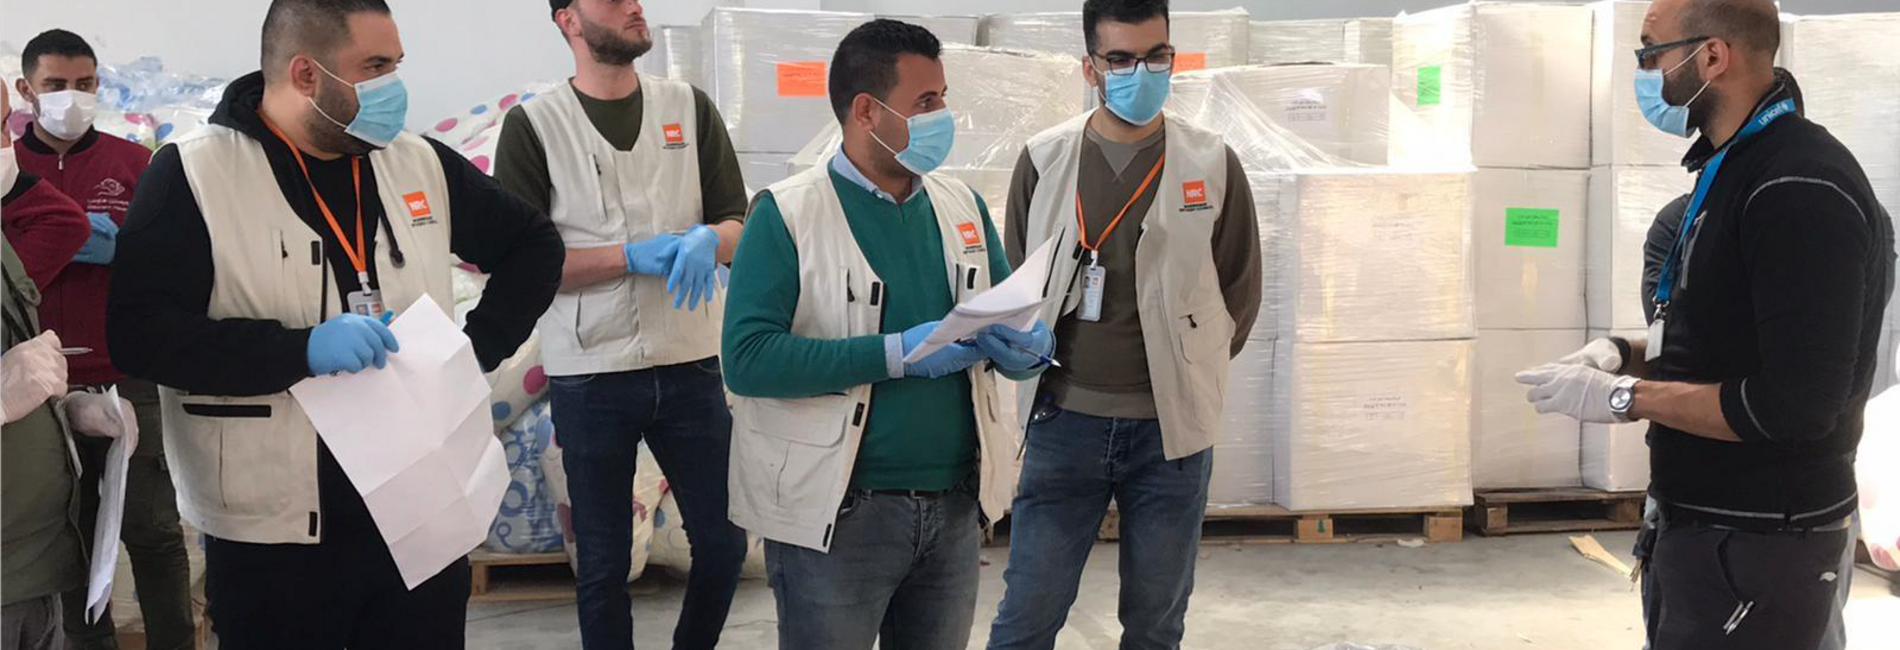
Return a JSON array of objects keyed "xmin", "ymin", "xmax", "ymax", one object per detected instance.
[
  {"xmin": 1175, "ymin": 52, "xmax": 1208, "ymax": 72},
  {"xmin": 776, "ymin": 61, "xmax": 828, "ymax": 97}
]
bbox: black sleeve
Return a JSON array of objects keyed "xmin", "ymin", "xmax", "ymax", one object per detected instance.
[
  {"xmin": 490, "ymin": 105, "xmax": 553, "ymax": 217},
  {"xmin": 1004, "ymin": 147, "xmax": 1038, "ymax": 269},
  {"xmin": 107, "ymin": 144, "xmax": 314, "ymax": 396},
  {"xmin": 428, "ymin": 138, "xmax": 565, "ymax": 372},
  {"xmin": 1720, "ymin": 180, "xmax": 1872, "ymax": 443},
  {"xmin": 1641, "ymin": 194, "xmax": 1690, "ymax": 324},
  {"xmin": 694, "ymin": 88, "xmax": 748, "ymax": 224}
]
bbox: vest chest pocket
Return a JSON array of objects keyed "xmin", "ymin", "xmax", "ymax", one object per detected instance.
[{"xmin": 734, "ymin": 395, "xmax": 856, "ymax": 511}]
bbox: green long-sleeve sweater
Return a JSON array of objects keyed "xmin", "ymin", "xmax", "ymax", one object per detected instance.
[{"xmin": 721, "ymin": 169, "xmax": 1011, "ymax": 491}]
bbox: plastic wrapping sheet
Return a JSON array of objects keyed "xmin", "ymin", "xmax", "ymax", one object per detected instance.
[
  {"xmin": 739, "ymin": 152, "xmax": 793, "ymax": 193},
  {"xmin": 1253, "ymin": 168, "xmax": 1475, "ymax": 343},
  {"xmin": 1248, "ymin": 19, "xmax": 1349, "ymax": 65},
  {"xmin": 483, "ymin": 399, "xmax": 564, "ymax": 555},
  {"xmin": 1587, "ymin": 166, "xmax": 1691, "ymax": 331},
  {"xmin": 1344, "ymin": 18, "xmax": 1395, "ymax": 70},
  {"xmin": 1473, "ymin": 329, "xmax": 1584, "ymax": 489},
  {"xmin": 980, "ymin": 13, "xmax": 1082, "ymax": 55},
  {"xmin": 1211, "ymin": 337, "xmax": 1276, "ymax": 508},
  {"xmin": 1389, "ymin": 2, "xmax": 1592, "ymax": 169},
  {"xmin": 1878, "ymin": 328, "xmax": 1898, "ymax": 398},
  {"xmin": 1474, "ymin": 168, "xmax": 1588, "ymax": 330},
  {"xmin": 882, "ymin": 14, "xmax": 983, "ymax": 45},
  {"xmin": 1269, "ymin": 339, "xmax": 1476, "ymax": 511},
  {"xmin": 703, "ymin": 8, "xmax": 871, "ymax": 155},
  {"xmin": 2, "ymin": 52, "xmax": 218, "ymax": 149},
  {"xmin": 663, "ymin": 26, "xmax": 706, "ymax": 88},
  {"xmin": 1169, "ymin": 64, "xmax": 1391, "ymax": 166},
  {"xmin": 980, "ymin": 10, "xmax": 1250, "ymax": 70},
  {"xmin": 1593, "ymin": 1, "xmax": 1693, "ymax": 167}
]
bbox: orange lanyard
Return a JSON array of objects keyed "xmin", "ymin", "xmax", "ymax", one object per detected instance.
[
  {"xmin": 1074, "ymin": 154, "xmax": 1165, "ymax": 265},
  {"xmin": 260, "ymin": 113, "xmax": 369, "ymax": 283}
]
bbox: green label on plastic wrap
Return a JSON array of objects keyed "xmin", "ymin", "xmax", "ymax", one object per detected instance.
[
  {"xmin": 1417, "ymin": 66, "xmax": 1442, "ymax": 107},
  {"xmin": 1504, "ymin": 208, "xmax": 1561, "ymax": 248}
]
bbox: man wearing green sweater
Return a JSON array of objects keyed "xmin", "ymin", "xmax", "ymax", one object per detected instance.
[{"xmin": 720, "ymin": 19, "xmax": 1052, "ymax": 650}]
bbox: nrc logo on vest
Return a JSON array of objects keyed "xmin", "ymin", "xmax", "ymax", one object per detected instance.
[
  {"xmin": 404, "ymin": 191, "xmax": 438, "ymax": 226},
  {"xmin": 1181, "ymin": 180, "xmax": 1212, "ymax": 212},
  {"xmin": 663, "ymin": 123, "xmax": 687, "ymax": 150},
  {"xmin": 956, "ymin": 221, "xmax": 985, "ymax": 253}
]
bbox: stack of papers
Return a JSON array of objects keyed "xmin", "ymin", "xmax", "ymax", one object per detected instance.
[{"xmin": 902, "ymin": 236, "xmax": 1060, "ymax": 362}]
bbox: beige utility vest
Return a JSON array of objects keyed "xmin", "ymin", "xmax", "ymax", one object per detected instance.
[
  {"xmin": 524, "ymin": 78, "xmax": 719, "ymax": 376},
  {"xmin": 163, "ymin": 126, "xmax": 453, "ymax": 544},
  {"xmin": 727, "ymin": 161, "xmax": 1020, "ymax": 552},
  {"xmin": 1018, "ymin": 112, "xmax": 1236, "ymax": 460}
]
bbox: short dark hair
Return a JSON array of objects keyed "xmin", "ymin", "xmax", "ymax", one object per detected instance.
[
  {"xmin": 21, "ymin": 29, "xmax": 96, "ymax": 79},
  {"xmin": 827, "ymin": 19, "xmax": 941, "ymax": 123},
  {"xmin": 549, "ymin": 0, "xmax": 572, "ymax": 21},
  {"xmin": 260, "ymin": 0, "xmax": 393, "ymax": 83},
  {"xmin": 1084, "ymin": 0, "xmax": 1170, "ymax": 54},
  {"xmin": 1679, "ymin": 0, "xmax": 1780, "ymax": 62}
]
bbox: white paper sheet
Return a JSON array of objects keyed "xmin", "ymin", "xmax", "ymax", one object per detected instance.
[
  {"xmin": 84, "ymin": 386, "xmax": 134, "ymax": 624},
  {"xmin": 902, "ymin": 236, "xmax": 1061, "ymax": 363},
  {"xmin": 290, "ymin": 296, "xmax": 510, "ymax": 589}
]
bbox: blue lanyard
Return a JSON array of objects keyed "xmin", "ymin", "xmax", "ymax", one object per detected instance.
[{"xmin": 1653, "ymin": 98, "xmax": 1798, "ymax": 315}]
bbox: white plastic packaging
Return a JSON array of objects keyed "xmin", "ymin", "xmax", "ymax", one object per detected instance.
[
  {"xmin": 979, "ymin": 13, "xmax": 1083, "ymax": 56},
  {"xmin": 702, "ymin": 8, "xmax": 871, "ymax": 154},
  {"xmin": 1344, "ymin": 18, "xmax": 1395, "ymax": 70},
  {"xmin": 1587, "ymin": 165, "xmax": 1691, "ymax": 331},
  {"xmin": 1389, "ymin": 2, "xmax": 1593, "ymax": 169},
  {"xmin": 1582, "ymin": 327, "xmax": 1652, "ymax": 492},
  {"xmin": 1592, "ymin": 1, "xmax": 1691, "ymax": 167},
  {"xmin": 1473, "ymin": 330, "xmax": 1584, "ymax": 489},
  {"xmin": 1474, "ymin": 168, "xmax": 1589, "ymax": 330},
  {"xmin": 1212, "ymin": 336, "xmax": 1277, "ymax": 508},
  {"xmin": 1169, "ymin": 64, "xmax": 1391, "ymax": 166},
  {"xmin": 979, "ymin": 10, "xmax": 1251, "ymax": 71},
  {"xmin": 1249, "ymin": 19, "xmax": 1349, "ymax": 65},
  {"xmin": 1270, "ymin": 339, "xmax": 1476, "ymax": 511},
  {"xmin": 664, "ymin": 26, "xmax": 706, "ymax": 89},
  {"xmin": 1878, "ymin": 327, "xmax": 1898, "ymax": 398},
  {"xmin": 882, "ymin": 14, "xmax": 982, "ymax": 45}
]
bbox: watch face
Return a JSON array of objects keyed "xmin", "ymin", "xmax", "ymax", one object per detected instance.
[{"xmin": 1610, "ymin": 388, "xmax": 1634, "ymax": 412}]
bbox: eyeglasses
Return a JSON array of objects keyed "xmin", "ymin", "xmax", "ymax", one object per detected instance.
[
  {"xmin": 1634, "ymin": 36, "xmax": 1710, "ymax": 69},
  {"xmin": 1090, "ymin": 48, "xmax": 1175, "ymax": 76}
]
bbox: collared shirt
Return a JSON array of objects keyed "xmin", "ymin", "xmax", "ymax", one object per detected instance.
[{"xmin": 830, "ymin": 148, "xmax": 920, "ymax": 205}]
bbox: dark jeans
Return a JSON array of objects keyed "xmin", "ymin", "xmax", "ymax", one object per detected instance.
[
  {"xmin": 61, "ymin": 378, "xmax": 193, "ymax": 650},
  {"xmin": 1639, "ymin": 503, "xmax": 1854, "ymax": 650},
  {"xmin": 549, "ymin": 358, "xmax": 747, "ymax": 650},
  {"xmin": 765, "ymin": 487, "xmax": 981, "ymax": 650},
  {"xmin": 204, "ymin": 534, "xmax": 469, "ymax": 650},
  {"xmin": 988, "ymin": 403, "xmax": 1212, "ymax": 650}
]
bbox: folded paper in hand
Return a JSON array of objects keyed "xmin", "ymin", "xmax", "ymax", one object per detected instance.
[{"xmin": 903, "ymin": 236, "xmax": 1059, "ymax": 363}]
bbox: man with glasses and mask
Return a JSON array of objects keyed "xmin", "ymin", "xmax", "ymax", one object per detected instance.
[
  {"xmin": 988, "ymin": 1, "xmax": 1261, "ymax": 648},
  {"xmin": 1518, "ymin": 0, "xmax": 1893, "ymax": 647},
  {"xmin": 491, "ymin": 1, "xmax": 750, "ymax": 648},
  {"xmin": 107, "ymin": 1, "xmax": 562, "ymax": 648},
  {"xmin": 721, "ymin": 18, "xmax": 1045, "ymax": 650}
]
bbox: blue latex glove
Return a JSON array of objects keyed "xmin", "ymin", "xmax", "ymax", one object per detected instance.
[
  {"xmin": 667, "ymin": 224, "xmax": 721, "ymax": 310},
  {"xmin": 73, "ymin": 212, "xmax": 118, "ymax": 265},
  {"xmin": 307, "ymin": 313, "xmax": 401, "ymax": 376},
  {"xmin": 623, "ymin": 234, "xmax": 682, "ymax": 277},
  {"xmin": 896, "ymin": 321, "xmax": 986, "ymax": 379},
  {"xmin": 974, "ymin": 321, "xmax": 1055, "ymax": 373}
]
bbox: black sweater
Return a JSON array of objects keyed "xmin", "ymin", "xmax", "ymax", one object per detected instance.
[{"xmin": 1648, "ymin": 80, "xmax": 1895, "ymax": 530}]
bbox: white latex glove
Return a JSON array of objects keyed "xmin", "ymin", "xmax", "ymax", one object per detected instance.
[
  {"xmin": 1515, "ymin": 363, "xmax": 1637, "ymax": 425},
  {"xmin": 2, "ymin": 331, "xmax": 69, "ymax": 424},
  {"xmin": 1557, "ymin": 337, "xmax": 1626, "ymax": 373},
  {"xmin": 62, "ymin": 392, "xmax": 137, "ymax": 439}
]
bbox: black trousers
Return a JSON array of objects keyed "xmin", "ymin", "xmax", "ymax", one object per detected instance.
[
  {"xmin": 1640, "ymin": 506, "xmax": 1853, "ymax": 650},
  {"xmin": 204, "ymin": 532, "xmax": 470, "ymax": 650}
]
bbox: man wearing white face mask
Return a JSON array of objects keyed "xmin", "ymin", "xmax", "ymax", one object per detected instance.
[
  {"xmin": 104, "ymin": 1, "xmax": 563, "ymax": 648},
  {"xmin": 1, "ymin": 85, "xmax": 91, "ymax": 294},
  {"xmin": 722, "ymin": 19, "xmax": 1045, "ymax": 650}
]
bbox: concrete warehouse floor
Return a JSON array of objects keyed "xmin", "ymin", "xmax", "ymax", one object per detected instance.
[{"xmin": 462, "ymin": 531, "xmax": 1900, "ymax": 650}]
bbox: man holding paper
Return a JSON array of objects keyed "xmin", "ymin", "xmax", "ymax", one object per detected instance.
[
  {"xmin": 106, "ymin": 1, "xmax": 562, "ymax": 648},
  {"xmin": 721, "ymin": 18, "xmax": 1051, "ymax": 650}
]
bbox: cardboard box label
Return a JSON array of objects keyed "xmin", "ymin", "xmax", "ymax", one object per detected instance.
[
  {"xmin": 1504, "ymin": 208, "xmax": 1561, "ymax": 248},
  {"xmin": 1417, "ymin": 65, "xmax": 1442, "ymax": 107},
  {"xmin": 1176, "ymin": 52, "xmax": 1208, "ymax": 72},
  {"xmin": 776, "ymin": 61, "xmax": 828, "ymax": 97}
]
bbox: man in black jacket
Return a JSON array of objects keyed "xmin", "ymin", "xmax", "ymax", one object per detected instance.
[
  {"xmin": 105, "ymin": 1, "xmax": 562, "ymax": 648},
  {"xmin": 1518, "ymin": 0, "xmax": 1894, "ymax": 648}
]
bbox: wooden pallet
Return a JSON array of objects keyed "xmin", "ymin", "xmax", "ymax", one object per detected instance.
[
  {"xmin": 1466, "ymin": 488, "xmax": 1645, "ymax": 537},
  {"xmin": 469, "ymin": 551, "xmax": 576, "ymax": 602},
  {"xmin": 1098, "ymin": 504, "xmax": 1464, "ymax": 544}
]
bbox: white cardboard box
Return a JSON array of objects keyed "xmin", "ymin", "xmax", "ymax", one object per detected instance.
[
  {"xmin": 1271, "ymin": 339, "xmax": 1476, "ymax": 511},
  {"xmin": 1249, "ymin": 19, "xmax": 1349, "ymax": 65},
  {"xmin": 1587, "ymin": 165, "xmax": 1692, "ymax": 331},
  {"xmin": 702, "ymin": 8, "xmax": 870, "ymax": 154},
  {"xmin": 1213, "ymin": 338, "xmax": 1276, "ymax": 508},
  {"xmin": 1256, "ymin": 168, "xmax": 1474, "ymax": 343},
  {"xmin": 1591, "ymin": 1, "xmax": 1693, "ymax": 168},
  {"xmin": 1389, "ymin": 2, "xmax": 1593, "ymax": 169},
  {"xmin": 980, "ymin": 10, "xmax": 1250, "ymax": 70},
  {"xmin": 881, "ymin": 14, "xmax": 982, "ymax": 45},
  {"xmin": 1473, "ymin": 329, "xmax": 1584, "ymax": 489},
  {"xmin": 1475, "ymin": 168, "xmax": 1589, "ymax": 330},
  {"xmin": 1345, "ymin": 18, "xmax": 1395, "ymax": 69},
  {"xmin": 1169, "ymin": 64, "xmax": 1391, "ymax": 165}
]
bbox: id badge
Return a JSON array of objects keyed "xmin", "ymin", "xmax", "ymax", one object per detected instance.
[
  {"xmin": 1646, "ymin": 318, "xmax": 1665, "ymax": 362},
  {"xmin": 1078, "ymin": 264, "xmax": 1106, "ymax": 322},
  {"xmin": 347, "ymin": 289, "xmax": 386, "ymax": 319}
]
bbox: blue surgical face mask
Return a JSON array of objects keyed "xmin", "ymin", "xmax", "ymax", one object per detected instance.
[
  {"xmin": 870, "ymin": 98, "xmax": 956, "ymax": 176},
  {"xmin": 310, "ymin": 60, "xmax": 408, "ymax": 149},
  {"xmin": 1100, "ymin": 64, "xmax": 1170, "ymax": 126},
  {"xmin": 1635, "ymin": 43, "xmax": 1711, "ymax": 138}
]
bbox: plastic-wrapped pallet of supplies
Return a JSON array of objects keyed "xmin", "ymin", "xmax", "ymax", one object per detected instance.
[
  {"xmin": 882, "ymin": 14, "xmax": 982, "ymax": 45},
  {"xmin": 1169, "ymin": 64, "xmax": 1391, "ymax": 166},
  {"xmin": 1592, "ymin": 1, "xmax": 1693, "ymax": 167},
  {"xmin": 1344, "ymin": 18, "xmax": 1394, "ymax": 69},
  {"xmin": 980, "ymin": 13, "xmax": 1084, "ymax": 56},
  {"xmin": 1270, "ymin": 339, "xmax": 1476, "ymax": 511},
  {"xmin": 663, "ymin": 26, "xmax": 706, "ymax": 88},
  {"xmin": 1581, "ymin": 329, "xmax": 1652, "ymax": 493},
  {"xmin": 1861, "ymin": 372, "xmax": 1900, "ymax": 570},
  {"xmin": 484, "ymin": 399, "xmax": 564, "ymax": 555},
  {"xmin": 1473, "ymin": 330, "xmax": 1584, "ymax": 489},
  {"xmin": 1474, "ymin": 168, "xmax": 1588, "ymax": 330},
  {"xmin": 1211, "ymin": 337, "xmax": 1276, "ymax": 508},
  {"xmin": 1587, "ymin": 166, "xmax": 1691, "ymax": 332},
  {"xmin": 982, "ymin": 10, "xmax": 1249, "ymax": 71},
  {"xmin": 1389, "ymin": 2, "xmax": 1592, "ymax": 169},
  {"xmin": 703, "ymin": 8, "xmax": 871, "ymax": 155},
  {"xmin": 1249, "ymin": 19, "xmax": 1349, "ymax": 65},
  {"xmin": 1254, "ymin": 168, "xmax": 1475, "ymax": 343}
]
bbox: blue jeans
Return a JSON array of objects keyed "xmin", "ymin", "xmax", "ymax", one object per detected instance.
[
  {"xmin": 766, "ymin": 486, "xmax": 981, "ymax": 650},
  {"xmin": 988, "ymin": 403, "xmax": 1213, "ymax": 650},
  {"xmin": 550, "ymin": 358, "xmax": 748, "ymax": 650}
]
